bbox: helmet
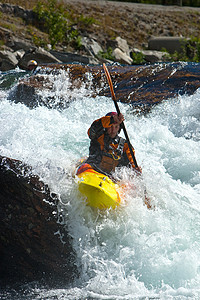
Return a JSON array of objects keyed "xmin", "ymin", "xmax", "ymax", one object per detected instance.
[
  {"xmin": 106, "ymin": 112, "xmax": 122, "ymax": 133},
  {"xmin": 27, "ymin": 60, "xmax": 37, "ymax": 67},
  {"xmin": 106, "ymin": 112, "xmax": 117, "ymax": 117}
]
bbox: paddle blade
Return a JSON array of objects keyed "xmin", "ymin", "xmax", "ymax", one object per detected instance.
[{"xmin": 103, "ymin": 63, "xmax": 117, "ymax": 101}]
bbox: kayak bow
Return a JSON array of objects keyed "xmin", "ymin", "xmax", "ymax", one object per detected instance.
[{"xmin": 76, "ymin": 163, "xmax": 122, "ymax": 209}]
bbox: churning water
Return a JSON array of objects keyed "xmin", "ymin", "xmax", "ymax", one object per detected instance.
[{"xmin": 0, "ymin": 65, "xmax": 200, "ymax": 299}]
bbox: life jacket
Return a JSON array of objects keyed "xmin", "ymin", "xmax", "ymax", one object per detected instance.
[
  {"xmin": 87, "ymin": 116, "xmax": 136, "ymax": 173},
  {"xmin": 99, "ymin": 137, "xmax": 125, "ymax": 173}
]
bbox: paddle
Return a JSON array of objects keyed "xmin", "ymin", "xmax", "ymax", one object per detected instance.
[
  {"xmin": 103, "ymin": 63, "xmax": 138, "ymax": 168},
  {"xmin": 103, "ymin": 63, "xmax": 151, "ymax": 208}
]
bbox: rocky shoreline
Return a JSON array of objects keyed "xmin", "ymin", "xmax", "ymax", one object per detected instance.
[{"xmin": 0, "ymin": 1, "xmax": 200, "ymax": 71}]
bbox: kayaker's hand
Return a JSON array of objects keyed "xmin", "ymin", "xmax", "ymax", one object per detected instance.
[{"xmin": 113, "ymin": 113, "xmax": 124, "ymax": 124}]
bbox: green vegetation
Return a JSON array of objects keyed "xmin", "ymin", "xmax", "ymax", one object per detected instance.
[
  {"xmin": 33, "ymin": 0, "xmax": 96, "ymax": 49},
  {"xmin": 33, "ymin": 0, "xmax": 73, "ymax": 49},
  {"xmin": 77, "ymin": 14, "xmax": 97, "ymax": 30},
  {"xmin": 98, "ymin": 47, "xmax": 115, "ymax": 61},
  {"xmin": 131, "ymin": 51, "xmax": 145, "ymax": 64},
  {"xmin": 0, "ymin": 40, "xmax": 5, "ymax": 47},
  {"xmin": 167, "ymin": 38, "xmax": 200, "ymax": 62},
  {"xmin": 98, "ymin": 48, "xmax": 146, "ymax": 64},
  {"xmin": 0, "ymin": 23, "xmax": 16, "ymax": 32},
  {"xmin": 1, "ymin": 0, "xmax": 200, "ymax": 63},
  {"xmin": 27, "ymin": 26, "xmax": 48, "ymax": 48}
]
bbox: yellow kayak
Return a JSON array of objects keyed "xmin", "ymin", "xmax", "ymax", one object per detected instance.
[{"xmin": 76, "ymin": 163, "xmax": 121, "ymax": 209}]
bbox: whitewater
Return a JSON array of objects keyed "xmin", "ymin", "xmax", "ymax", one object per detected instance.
[{"xmin": 0, "ymin": 66, "xmax": 200, "ymax": 299}]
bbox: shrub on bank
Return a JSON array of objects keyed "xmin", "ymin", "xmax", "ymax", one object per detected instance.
[
  {"xmin": 168, "ymin": 38, "xmax": 200, "ymax": 62},
  {"xmin": 33, "ymin": 0, "xmax": 96, "ymax": 50}
]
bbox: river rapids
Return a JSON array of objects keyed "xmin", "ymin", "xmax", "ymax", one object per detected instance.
[{"xmin": 0, "ymin": 62, "xmax": 200, "ymax": 299}]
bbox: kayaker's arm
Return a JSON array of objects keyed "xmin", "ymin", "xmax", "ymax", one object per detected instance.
[{"xmin": 88, "ymin": 116, "xmax": 115, "ymax": 140}]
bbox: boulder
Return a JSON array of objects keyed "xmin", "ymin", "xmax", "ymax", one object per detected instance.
[
  {"xmin": 0, "ymin": 45, "xmax": 14, "ymax": 52},
  {"xmin": 81, "ymin": 36, "xmax": 103, "ymax": 57},
  {"xmin": 115, "ymin": 36, "xmax": 130, "ymax": 56},
  {"xmin": 0, "ymin": 3, "xmax": 36, "ymax": 22},
  {"xmin": 0, "ymin": 155, "xmax": 77, "ymax": 287},
  {"xmin": 143, "ymin": 50, "xmax": 169, "ymax": 63},
  {"xmin": 13, "ymin": 4, "xmax": 30, "ymax": 19},
  {"xmin": 148, "ymin": 36, "xmax": 187, "ymax": 54},
  {"xmin": 14, "ymin": 49, "xmax": 25, "ymax": 61},
  {"xmin": 8, "ymin": 63, "xmax": 200, "ymax": 112},
  {"xmin": 132, "ymin": 48, "xmax": 170, "ymax": 63},
  {"xmin": 0, "ymin": 49, "xmax": 18, "ymax": 71},
  {"xmin": 7, "ymin": 37, "xmax": 34, "ymax": 52},
  {"xmin": 0, "ymin": 3, "xmax": 14, "ymax": 14},
  {"xmin": 0, "ymin": 25, "xmax": 12, "ymax": 44},
  {"xmin": 9, "ymin": 80, "xmax": 40, "ymax": 108},
  {"xmin": 107, "ymin": 36, "xmax": 131, "ymax": 56},
  {"xmin": 113, "ymin": 48, "xmax": 133, "ymax": 65},
  {"xmin": 19, "ymin": 47, "xmax": 62, "ymax": 70},
  {"xmin": 50, "ymin": 50, "xmax": 97, "ymax": 65}
]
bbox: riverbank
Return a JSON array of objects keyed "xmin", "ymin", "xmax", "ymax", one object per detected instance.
[
  {"xmin": 63, "ymin": 0, "xmax": 200, "ymax": 49},
  {"xmin": 0, "ymin": 0, "xmax": 200, "ymax": 70}
]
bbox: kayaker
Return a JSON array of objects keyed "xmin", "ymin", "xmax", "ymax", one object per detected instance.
[
  {"xmin": 85, "ymin": 112, "xmax": 142, "ymax": 175},
  {"xmin": 27, "ymin": 60, "xmax": 38, "ymax": 72}
]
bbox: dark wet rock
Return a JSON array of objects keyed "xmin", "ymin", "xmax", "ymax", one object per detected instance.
[
  {"xmin": 8, "ymin": 71, "xmax": 73, "ymax": 109},
  {"xmin": 101, "ymin": 63, "xmax": 200, "ymax": 110},
  {"xmin": 9, "ymin": 78, "xmax": 41, "ymax": 108},
  {"xmin": 0, "ymin": 155, "xmax": 77, "ymax": 287},
  {"xmin": 10, "ymin": 62, "xmax": 200, "ymax": 112}
]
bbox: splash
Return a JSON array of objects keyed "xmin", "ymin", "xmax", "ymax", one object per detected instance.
[{"xmin": 0, "ymin": 66, "xmax": 200, "ymax": 299}]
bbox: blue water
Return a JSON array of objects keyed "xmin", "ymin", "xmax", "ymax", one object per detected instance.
[{"xmin": 0, "ymin": 64, "xmax": 200, "ymax": 299}]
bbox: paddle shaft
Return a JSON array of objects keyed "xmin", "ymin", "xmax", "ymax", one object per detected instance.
[{"xmin": 103, "ymin": 63, "xmax": 138, "ymax": 168}]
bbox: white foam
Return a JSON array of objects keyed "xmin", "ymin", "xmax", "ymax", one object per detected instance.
[{"xmin": 0, "ymin": 75, "xmax": 200, "ymax": 299}]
